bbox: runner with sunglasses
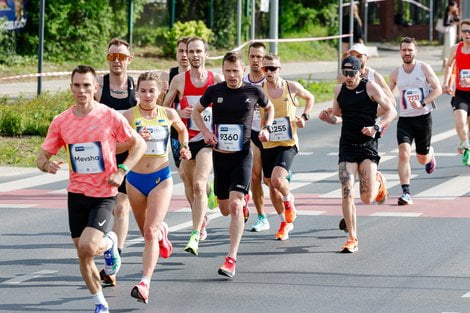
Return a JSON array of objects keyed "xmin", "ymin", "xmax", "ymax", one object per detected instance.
[
  {"xmin": 319, "ymin": 56, "xmax": 396, "ymax": 253},
  {"xmin": 95, "ymin": 38, "xmax": 137, "ymax": 287},
  {"xmin": 259, "ymin": 54, "xmax": 314, "ymax": 241},
  {"xmin": 443, "ymin": 19, "xmax": 470, "ymax": 166},
  {"xmin": 162, "ymin": 37, "xmax": 224, "ymax": 256},
  {"xmin": 388, "ymin": 37, "xmax": 442, "ymax": 205}
]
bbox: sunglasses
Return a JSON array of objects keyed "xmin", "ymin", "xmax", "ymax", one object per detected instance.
[
  {"xmin": 462, "ymin": 29, "xmax": 470, "ymax": 34},
  {"xmin": 342, "ymin": 69, "xmax": 358, "ymax": 77},
  {"xmin": 262, "ymin": 66, "xmax": 279, "ymax": 72},
  {"xmin": 106, "ymin": 53, "xmax": 129, "ymax": 62}
]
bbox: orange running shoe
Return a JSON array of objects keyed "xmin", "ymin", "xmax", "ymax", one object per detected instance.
[
  {"xmin": 99, "ymin": 269, "xmax": 116, "ymax": 286},
  {"xmin": 275, "ymin": 221, "xmax": 294, "ymax": 241},
  {"xmin": 283, "ymin": 195, "xmax": 297, "ymax": 223},
  {"xmin": 218, "ymin": 256, "xmax": 236, "ymax": 278},
  {"xmin": 375, "ymin": 171, "xmax": 388, "ymax": 204},
  {"xmin": 340, "ymin": 237, "xmax": 358, "ymax": 253}
]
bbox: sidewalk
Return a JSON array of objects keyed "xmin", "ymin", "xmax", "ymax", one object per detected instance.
[{"xmin": 0, "ymin": 44, "xmax": 444, "ymax": 98}]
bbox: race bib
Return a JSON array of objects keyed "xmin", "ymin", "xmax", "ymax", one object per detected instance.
[
  {"xmin": 188, "ymin": 107, "xmax": 213, "ymax": 132},
  {"xmin": 459, "ymin": 69, "xmax": 470, "ymax": 88},
  {"xmin": 403, "ymin": 88, "xmax": 424, "ymax": 108},
  {"xmin": 216, "ymin": 124, "xmax": 244, "ymax": 152},
  {"xmin": 138, "ymin": 125, "xmax": 169, "ymax": 155},
  {"xmin": 68, "ymin": 142, "xmax": 105, "ymax": 174},
  {"xmin": 251, "ymin": 105, "xmax": 261, "ymax": 131},
  {"xmin": 270, "ymin": 117, "xmax": 292, "ymax": 142}
]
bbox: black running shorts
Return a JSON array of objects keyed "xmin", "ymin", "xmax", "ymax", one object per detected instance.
[
  {"xmin": 189, "ymin": 140, "xmax": 212, "ymax": 160},
  {"xmin": 338, "ymin": 139, "xmax": 380, "ymax": 165},
  {"xmin": 213, "ymin": 149, "xmax": 252, "ymax": 200},
  {"xmin": 451, "ymin": 90, "xmax": 470, "ymax": 116},
  {"xmin": 396, "ymin": 113, "xmax": 432, "ymax": 155},
  {"xmin": 68, "ymin": 192, "xmax": 116, "ymax": 238},
  {"xmin": 261, "ymin": 145, "xmax": 298, "ymax": 179}
]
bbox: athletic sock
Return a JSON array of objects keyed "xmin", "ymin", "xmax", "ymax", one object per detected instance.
[
  {"xmin": 140, "ymin": 276, "xmax": 151, "ymax": 287},
  {"xmin": 92, "ymin": 290, "xmax": 107, "ymax": 306},
  {"xmin": 401, "ymin": 184, "xmax": 410, "ymax": 194},
  {"xmin": 282, "ymin": 193, "xmax": 293, "ymax": 202}
]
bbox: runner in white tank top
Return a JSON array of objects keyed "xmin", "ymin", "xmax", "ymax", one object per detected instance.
[{"xmin": 388, "ymin": 37, "xmax": 442, "ymax": 206}]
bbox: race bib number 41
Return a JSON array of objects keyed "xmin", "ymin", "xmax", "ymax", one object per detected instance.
[
  {"xmin": 68, "ymin": 141, "xmax": 105, "ymax": 174},
  {"xmin": 188, "ymin": 107, "xmax": 213, "ymax": 132},
  {"xmin": 216, "ymin": 124, "xmax": 244, "ymax": 152}
]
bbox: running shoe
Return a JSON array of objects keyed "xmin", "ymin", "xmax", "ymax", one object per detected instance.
[
  {"xmin": 207, "ymin": 181, "xmax": 218, "ymax": 210},
  {"xmin": 218, "ymin": 256, "xmax": 236, "ymax": 278},
  {"xmin": 131, "ymin": 281, "xmax": 149, "ymax": 304},
  {"xmin": 463, "ymin": 148, "xmax": 470, "ymax": 166},
  {"xmin": 339, "ymin": 218, "xmax": 348, "ymax": 233},
  {"xmin": 340, "ymin": 237, "xmax": 358, "ymax": 253},
  {"xmin": 184, "ymin": 231, "xmax": 199, "ymax": 256},
  {"xmin": 286, "ymin": 170, "xmax": 292, "ymax": 183},
  {"xmin": 397, "ymin": 192, "xmax": 413, "ymax": 205},
  {"xmin": 103, "ymin": 231, "xmax": 121, "ymax": 276},
  {"xmin": 425, "ymin": 155, "xmax": 436, "ymax": 174},
  {"xmin": 375, "ymin": 171, "xmax": 388, "ymax": 205},
  {"xmin": 275, "ymin": 221, "xmax": 294, "ymax": 241},
  {"xmin": 200, "ymin": 216, "xmax": 208, "ymax": 241},
  {"xmin": 94, "ymin": 304, "xmax": 109, "ymax": 313},
  {"xmin": 159, "ymin": 221, "xmax": 173, "ymax": 259},
  {"xmin": 250, "ymin": 216, "xmax": 270, "ymax": 232},
  {"xmin": 243, "ymin": 193, "xmax": 250, "ymax": 224},
  {"xmin": 283, "ymin": 195, "xmax": 297, "ymax": 223},
  {"xmin": 99, "ymin": 269, "xmax": 116, "ymax": 286}
]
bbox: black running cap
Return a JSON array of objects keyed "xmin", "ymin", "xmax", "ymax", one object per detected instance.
[{"xmin": 341, "ymin": 55, "xmax": 361, "ymax": 70}]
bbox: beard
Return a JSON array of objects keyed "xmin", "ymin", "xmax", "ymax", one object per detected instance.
[{"xmin": 402, "ymin": 56, "xmax": 414, "ymax": 64}]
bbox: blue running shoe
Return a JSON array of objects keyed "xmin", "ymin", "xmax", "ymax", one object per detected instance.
[
  {"xmin": 103, "ymin": 231, "xmax": 121, "ymax": 276},
  {"xmin": 397, "ymin": 192, "xmax": 413, "ymax": 205},
  {"xmin": 94, "ymin": 304, "xmax": 109, "ymax": 313}
]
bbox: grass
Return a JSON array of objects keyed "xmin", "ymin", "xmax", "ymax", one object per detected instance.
[{"xmin": 0, "ymin": 136, "xmax": 67, "ymax": 167}]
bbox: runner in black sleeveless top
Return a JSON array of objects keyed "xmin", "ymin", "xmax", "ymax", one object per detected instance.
[{"xmin": 320, "ymin": 56, "xmax": 396, "ymax": 254}]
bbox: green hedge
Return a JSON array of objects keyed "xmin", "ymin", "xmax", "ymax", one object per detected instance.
[{"xmin": 0, "ymin": 92, "xmax": 72, "ymax": 136}]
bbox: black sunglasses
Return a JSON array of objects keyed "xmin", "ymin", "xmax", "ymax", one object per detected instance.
[
  {"xmin": 462, "ymin": 29, "xmax": 470, "ymax": 34},
  {"xmin": 342, "ymin": 69, "xmax": 358, "ymax": 77},
  {"xmin": 262, "ymin": 66, "xmax": 279, "ymax": 72}
]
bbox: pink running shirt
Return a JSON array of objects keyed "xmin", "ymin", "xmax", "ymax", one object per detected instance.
[{"xmin": 42, "ymin": 102, "xmax": 134, "ymax": 197}]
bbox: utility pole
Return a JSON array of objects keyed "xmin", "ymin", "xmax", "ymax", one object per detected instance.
[
  {"xmin": 269, "ymin": 0, "xmax": 278, "ymax": 54},
  {"xmin": 37, "ymin": 0, "xmax": 45, "ymax": 96}
]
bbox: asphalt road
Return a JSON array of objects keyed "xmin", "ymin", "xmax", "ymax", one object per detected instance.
[{"xmin": 1, "ymin": 95, "xmax": 470, "ymax": 313}]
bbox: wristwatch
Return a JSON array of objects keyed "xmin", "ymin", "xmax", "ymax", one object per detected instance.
[
  {"xmin": 420, "ymin": 100, "xmax": 426, "ymax": 107},
  {"xmin": 373, "ymin": 124, "xmax": 382, "ymax": 132},
  {"xmin": 263, "ymin": 125, "xmax": 273, "ymax": 133},
  {"xmin": 301, "ymin": 113, "xmax": 310, "ymax": 121}
]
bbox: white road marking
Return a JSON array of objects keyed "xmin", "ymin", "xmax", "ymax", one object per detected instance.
[
  {"xmin": 414, "ymin": 174, "xmax": 470, "ymax": 200},
  {"xmin": 2, "ymin": 270, "xmax": 58, "ymax": 284},
  {"xmin": 298, "ymin": 152, "xmax": 313, "ymax": 156},
  {"xmin": 0, "ymin": 170, "xmax": 69, "ymax": 192},
  {"xmin": 369, "ymin": 212, "xmax": 422, "ymax": 217},
  {"xmin": 0, "ymin": 203, "xmax": 35, "ymax": 208},
  {"xmin": 322, "ymin": 174, "xmax": 417, "ymax": 198},
  {"xmin": 297, "ymin": 211, "xmax": 327, "ymax": 216},
  {"xmin": 462, "ymin": 291, "xmax": 470, "ymax": 298}
]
